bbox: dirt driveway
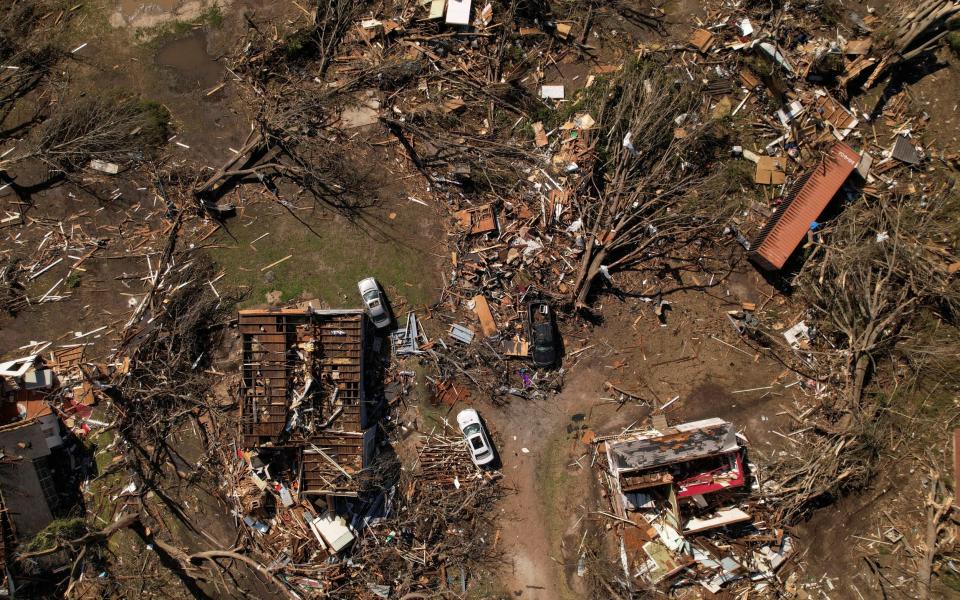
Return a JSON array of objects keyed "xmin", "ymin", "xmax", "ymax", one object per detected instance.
[
  {"xmin": 484, "ymin": 370, "xmax": 603, "ymax": 599},
  {"xmin": 481, "ymin": 266, "xmax": 808, "ymax": 597}
]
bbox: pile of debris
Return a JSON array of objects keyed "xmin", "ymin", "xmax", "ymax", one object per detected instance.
[
  {"xmin": 0, "ymin": 345, "xmax": 121, "ymax": 590},
  {"xmin": 594, "ymin": 417, "xmax": 792, "ymax": 594},
  {"xmin": 674, "ymin": 5, "xmax": 950, "ymax": 268},
  {"xmin": 218, "ymin": 3, "xmax": 960, "ymax": 592},
  {"xmin": 238, "ymin": 307, "xmax": 373, "ymax": 500},
  {"xmin": 227, "ymin": 412, "xmax": 501, "ymax": 597}
]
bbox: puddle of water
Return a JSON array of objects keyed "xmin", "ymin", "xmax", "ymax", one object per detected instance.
[{"xmin": 155, "ymin": 30, "xmax": 223, "ymax": 93}]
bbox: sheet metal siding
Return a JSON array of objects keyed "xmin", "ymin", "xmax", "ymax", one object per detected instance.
[
  {"xmin": 607, "ymin": 422, "xmax": 738, "ymax": 473},
  {"xmin": 748, "ymin": 143, "xmax": 859, "ymax": 270}
]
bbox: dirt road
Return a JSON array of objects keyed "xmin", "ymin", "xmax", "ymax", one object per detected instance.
[
  {"xmin": 484, "ymin": 353, "xmax": 619, "ymax": 599},
  {"xmin": 486, "ymin": 391, "xmax": 576, "ymax": 598},
  {"xmin": 483, "ymin": 278, "xmax": 803, "ymax": 598}
]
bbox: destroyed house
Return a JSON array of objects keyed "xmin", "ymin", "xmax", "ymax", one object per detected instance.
[
  {"xmin": 0, "ymin": 353, "xmax": 69, "ymax": 544},
  {"xmin": 0, "ymin": 420, "xmax": 60, "ymax": 541},
  {"xmin": 605, "ymin": 418, "xmax": 744, "ymax": 500},
  {"xmin": 598, "ymin": 419, "xmax": 776, "ymax": 590},
  {"xmin": 239, "ymin": 308, "xmax": 375, "ymax": 498},
  {"xmin": 748, "ymin": 142, "xmax": 860, "ymax": 271}
]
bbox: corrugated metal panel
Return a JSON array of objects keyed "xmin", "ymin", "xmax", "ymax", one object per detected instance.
[
  {"xmin": 891, "ymin": 135, "xmax": 919, "ymax": 164},
  {"xmin": 605, "ymin": 420, "xmax": 739, "ymax": 474},
  {"xmin": 748, "ymin": 143, "xmax": 860, "ymax": 271}
]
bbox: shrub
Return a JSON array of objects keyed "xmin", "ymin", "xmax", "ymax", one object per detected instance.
[{"xmin": 25, "ymin": 518, "xmax": 87, "ymax": 552}]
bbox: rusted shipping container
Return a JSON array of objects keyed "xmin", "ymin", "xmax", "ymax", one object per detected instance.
[{"xmin": 748, "ymin": 143, "xmax": 860, "ymax": 271}]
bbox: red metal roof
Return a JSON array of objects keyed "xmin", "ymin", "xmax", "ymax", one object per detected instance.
[{"xmin": 748, "ymin": 143, "xmax": 860, "ymax": 270}]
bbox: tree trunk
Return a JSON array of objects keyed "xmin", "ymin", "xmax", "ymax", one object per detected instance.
[
  {"xmin": 849, "ymin": 352, "xmax": 872, "ymax": 407},
  {"xmin": 574, "ymin": 245, "xmax": 609, "ymax": 309}
]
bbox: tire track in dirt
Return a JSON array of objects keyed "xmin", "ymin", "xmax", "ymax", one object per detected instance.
[{"xmin": 484, "ymin": 370, "xmax": 605, "ymax": 599}]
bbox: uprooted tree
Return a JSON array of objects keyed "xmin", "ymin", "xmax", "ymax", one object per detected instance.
[
  {"xmin": 568, "ymin": 58, "xmax": 738, "ymax": 309},
  {"xmin": 864, "ymin": 0, "xmax": 960, "ymax": 87},
  {"xmin": 802, "ymin": 193, "xmax": 960, "ymax": 407},
  {"xmin": 194, "ymin": 0, "xmax": 377, "ymax": 215},
  {"xmin": 0, "ymin": 93, "xmax": 170, "ymax": 173},
  {"xmin": 765, "ymin": 191, "xmax": 960, "ymax": 521}
]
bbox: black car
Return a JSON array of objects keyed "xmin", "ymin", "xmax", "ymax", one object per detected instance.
[{"xmin": 527, "ymin": 301, "xmax": 558, "ymax": 368}]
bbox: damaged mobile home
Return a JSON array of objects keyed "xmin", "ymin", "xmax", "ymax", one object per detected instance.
[
  {"xmin": 596, "ymin": 418, "xmax": 792, "ymax": 592},
  {"xmin": 0, "ymin": 349, "xmax": 100, "ymax": 540},
  {"xmin": 0, "ymin": 346, "xmax": 112, "ymax": 594}
]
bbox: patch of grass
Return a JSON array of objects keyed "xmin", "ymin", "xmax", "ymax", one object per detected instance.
[
  {"xmin": 818, "ymin": 0, "xmax": 844, "ymax": 27},
  {"xmin": 505, "ymin": 43, "xmax": 525, "ymax": 64},
  {"xmin": 718, "ymin": 159, "xmax": 754, "ymax": 192},
  {"xmin": 281, "ymin": 282, "xmax": 304, "ymax": 302},
  {"xmin": 281, "ymin": 29, "xmax": 318, "ymax": 63},
  {"xmin": 417, "ymin": 396, "xmax": 448, "ymax": 429},
  {"xmin": 89, "ymin": 429, "xmax": 118, "ymax": 473},
  {"xmin": 912, "ymin": 382, "xmax": 959, "ymax": 422},
  {"xmin": 25, "ymin": 518, "xmax": 87, "ymax": 552},
  {"xmin": 135, "ymin": 19, "xmax": 193, "ymax": 42},
  {"xmin": 90, "ymin": 470, "xmax": 125, "ymax": 525},
  {"xmin": 529, "ymin": 73, "xmax": 614, "ymax": 133},
  {"xmin": 491, "ymin": 107, "xmax": 516, "ymax": 133},
  {"xmin": 944, "ymin": 570, "xmax": 960, "ymax": 592},
  {"xmin": 135, "ymin": 99, "xmax": 172, "ymax": 152},
  {"xmin": 466, "ymin": 573, "xmax": 510, "ymax": 599},
  {"xmin": 135, "ymin": 3, "xmax": 223, "ymax": 44},
  {"xmin": 81, "ymin": 426, "xmax": 125, "ymax": 531},
  {"xmin": 28, "ymin": 0, "xmax": 112, "ymax": 56},
  {"xmin": 173, "ymin": 20, "xmax": 194, "ymax": 35},
  {"xmin": 534, "ymin": 430, "xmax": 578, "ymax": 600},
  {"xmin": 537, "ymin": 432, "xmax": 568, "ymax": 524},
  {"xmin": 65, "ymin": 271, "xmax": 81, "ymax": 289},
  {"xmin": 204, "ymin": 4, "xmax": 224, "ymax": 29},
  {"xmin": 210, "ymin": 206, "xmax": 438, "ymax": 310}
]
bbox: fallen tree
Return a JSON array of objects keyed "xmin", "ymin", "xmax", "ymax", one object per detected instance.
[
  {"xmin": 1, "ymin": 93, "xmax": 169, "ymax": 172},
  {"xmin": 766, "ymin": 191, "xmax": 960, "ymax": 521},
  {"xmin": 194, "ymin": 0, "xmax": 376, "ymax": 215},
  {"xmin": 568, "ymin": 58, "xmax": 737, "ymax": 309},
  {"xmin": 801, "ymin": 194, "xmax": 960, "ymax": 407},
  {"xmin": 863, "ymin": 0, "xmax": 960, "ymax": 88}
]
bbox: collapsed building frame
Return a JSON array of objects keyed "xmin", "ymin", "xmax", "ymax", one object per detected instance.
[
  {"xmin": 238, "ymin": 308, "xmax": 376, "ymax": 500},
  {"xmin": 592, "ymin": 418, "xmax": 797, "ymax": 590}
]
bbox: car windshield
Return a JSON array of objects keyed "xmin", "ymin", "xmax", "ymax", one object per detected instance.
[
  {"xmin": 463, "ymin": 423, "xmax": 481, "ymax": 436},
  {"xmin": 363, "ymin": 290, "xmax": 379, "ymax": 301},
  {"xmin": 470, "ymin": 436, "xmax": 485, "ymax": 450}
]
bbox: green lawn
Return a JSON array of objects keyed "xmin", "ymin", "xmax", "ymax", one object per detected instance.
[{"xmin": 208, "ymin": 202, "xmax": 442, "ymax": 311}]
